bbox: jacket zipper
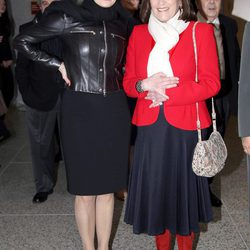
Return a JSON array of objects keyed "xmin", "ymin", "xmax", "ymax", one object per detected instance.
[{"xmin": 103, "ymin": 21, "xmax": 108, "ymax": 96}]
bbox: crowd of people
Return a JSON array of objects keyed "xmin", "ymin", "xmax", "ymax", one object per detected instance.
[{"xmin": 0, "ymin": 0, "xmax": 249, "ymax": 249}]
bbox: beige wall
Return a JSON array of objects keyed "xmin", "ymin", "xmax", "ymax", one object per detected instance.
[{"xmin": 223, "ymin": 0, "xmax": 246, "ymax": 47}]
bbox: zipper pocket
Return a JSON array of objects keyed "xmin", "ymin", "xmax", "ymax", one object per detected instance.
[{"xmin": 70, "ymin": 30, "xmax": 96, "ymax": 35}]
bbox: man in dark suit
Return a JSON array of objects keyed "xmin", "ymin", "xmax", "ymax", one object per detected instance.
[
  {"xmin": 15, "ymin": 0, "xmax": 64, "ymax": 203},
  {"xmin": 196, "ymin": 0, "xmax": 241, "ymax": 207}
]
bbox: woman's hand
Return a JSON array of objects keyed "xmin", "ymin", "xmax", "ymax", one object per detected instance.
[
  {"xmin": 242, "ymin": 136, "xmax": 250, "ymax": 155},
  {"xmin": 59, "ymin": 62, "xmax": 71, "ymax": 86},
  {"xmin": 1, "ymin": 60, "xmax": 12, "ymax": 68},
  {"xmin": 142, "ymin": 72, "xmax": 179, "ymax": 93},
  {"xmin": 145, "ymin": 90, "xmax": 166, "ymax": 108},
  {"xmin": 142, "ymin": 72, "xmax": 179, "ymax": 107}
]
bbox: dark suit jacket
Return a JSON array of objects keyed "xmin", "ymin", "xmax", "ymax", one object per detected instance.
[
  {"xmin": 15, "ymin": 13, "xmax": 64, "ymax": 111},
  {"xmin": 219, "ymin": 14, "xmax": 241, "ymax": 115},
  {"xmin": 0, "ymin": 12, "xmax": 13, "ymax": 62}
]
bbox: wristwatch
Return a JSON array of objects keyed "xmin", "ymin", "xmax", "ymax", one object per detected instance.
[{"xmin": 135, "ymin": 80, "xmax": 144, "ymax": 93}]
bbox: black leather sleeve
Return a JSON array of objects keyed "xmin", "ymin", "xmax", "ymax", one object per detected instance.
[{"xmin": 13, "ymin": 12, "xmax": 65, "ymax": 69}]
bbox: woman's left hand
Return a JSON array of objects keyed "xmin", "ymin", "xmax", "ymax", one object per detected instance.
[
  {"xmin": 59, "ymin": 62, "xmax": 71, "ymax": 86},
  {"xmin": 145, "ymin": 90, "xmax": 167, "ymax": 108}
]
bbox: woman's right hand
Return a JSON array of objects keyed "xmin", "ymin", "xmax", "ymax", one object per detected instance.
[
  {"xmin": 142, "ymin": 72, "xmax": 179, "ymax": 95},
  {"xmin": 142, "ymin": 72, "xmax": 179, "ymax": 107},
  {"xmin": 59, "ymin": 62, "xmax": 71, "ymax": 86}
]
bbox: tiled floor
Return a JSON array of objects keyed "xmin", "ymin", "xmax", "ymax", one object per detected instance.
[{"xmin": 0, "ymin": 107, "xmax": 249, "ymax": 250}]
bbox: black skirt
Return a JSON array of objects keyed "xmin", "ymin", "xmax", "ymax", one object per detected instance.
[
  {"xmin": 60, "ymin": 89, "xmax": 131, "ymax": 195},
  {"xmin": 125, "ymin": 108, "xmax": 213, "ymax": 236}
]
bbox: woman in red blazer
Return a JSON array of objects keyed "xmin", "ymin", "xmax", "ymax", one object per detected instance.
[{"xmin": 123, "ymin": 0, "xmax": 220, "ymax": 249}]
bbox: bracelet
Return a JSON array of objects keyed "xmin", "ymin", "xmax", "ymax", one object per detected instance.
[{"xmin": 135, "ymin": 80, "xmax": 144, "ymax": 93}]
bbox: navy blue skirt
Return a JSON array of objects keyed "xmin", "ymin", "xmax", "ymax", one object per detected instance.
[{"xmin": 125, "ymin": 108, "xmax": 213, "ymax": 236}]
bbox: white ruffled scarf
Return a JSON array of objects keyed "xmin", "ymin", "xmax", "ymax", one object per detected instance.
[{"xmin": 147, "ymin": 10, "xmax": 189, "ymax": 77}]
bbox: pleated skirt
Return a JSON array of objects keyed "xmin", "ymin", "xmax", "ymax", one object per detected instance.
[
  {"xmin": 125, "ymin": 108, "xmax": 213, "ymax": 236},
  {"xmin": 60, "ymin": 89, "xmax": 131, "ymax": 195}
]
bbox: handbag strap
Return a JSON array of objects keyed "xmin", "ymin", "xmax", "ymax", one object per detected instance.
[{"xmin": 192, "ymin": 21, "xmax": 217, "ymax": 142}]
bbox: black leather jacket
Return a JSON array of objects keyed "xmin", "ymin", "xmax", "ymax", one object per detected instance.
[{"xmin": 14, "ymin": 11, "xmax": 129, "ymax": 95}]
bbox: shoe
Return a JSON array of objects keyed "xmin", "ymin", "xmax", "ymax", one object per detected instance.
[
  {"xmin": 0, "ymin": 130, "xmax": 11, "ymax": 143},
  {"xmin": 209, "ymin": 189, "xmax": 222, "ymax": 207},
  {"xmin": 32, "ymin": 189, "xmax": 53, "ymax": 203}
]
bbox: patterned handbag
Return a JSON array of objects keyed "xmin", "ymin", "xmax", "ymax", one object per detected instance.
[{"xmin": 191, "ymin": 22, "xmax": 227, "ymax": 177}]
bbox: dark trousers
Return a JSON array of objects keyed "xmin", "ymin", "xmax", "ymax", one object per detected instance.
[
  {"xmin": 208, "ymin": 94, "xmax": 230, "ymax": 185},
  {"xmin": 214, "ymin": 95, "xmax": 230, "ymax": 138},
  {"xmin": 0, "ymin": 117, "xmax": 8, "ymax": 136},
  {"xmin": 0, "ymin": 67, "xmax": 14, "ymax": 107},
  {"xmin": 26, "ymin": 98, "xmax": 60, "ymax": 193}
]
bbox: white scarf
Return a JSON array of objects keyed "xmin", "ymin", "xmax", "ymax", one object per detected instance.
[{"xmin": 147, "ymin": 10, "xmax": 189, "ymax": 77}]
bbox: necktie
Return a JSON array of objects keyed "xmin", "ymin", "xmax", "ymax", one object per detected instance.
[{"xmin": 212, "ymin": 23, "xmax": 226, "ymax": 80}]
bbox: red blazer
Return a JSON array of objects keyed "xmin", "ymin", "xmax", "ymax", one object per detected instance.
[{"xmin": 123, "ymin": 21, "xmax": 220, "ymax": 130}]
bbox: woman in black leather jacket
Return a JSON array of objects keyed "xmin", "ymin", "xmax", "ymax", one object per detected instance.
[{"xmin": 14, "ymin": 0, "xmax": 135, "ymax": 249}]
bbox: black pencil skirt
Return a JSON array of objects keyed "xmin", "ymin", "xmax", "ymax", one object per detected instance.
[{"xmin": 60, "ymin": 89, "xmax": 131, "ymax": 195}]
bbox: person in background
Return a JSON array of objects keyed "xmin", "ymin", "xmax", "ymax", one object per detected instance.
[
  {"xmin": 123, "ymin": 0, "xmax": 220, "ymax": 249},
  {"xmin": 0, "ymin": 70, "xmax": 10, "ymax": 142},
  {"xmin": 0, "ymin": 0, "xmax": 13, "ymax": 143},
  {"xmin": 0, "ymin": 117, "xmax": 10, "ymax": 142},
  {"xmin": 115, "ymin": 0, "xmax": 140, "ymax": 202},
  {"xmin": 0, "ymin": 0, "xmax": 14, "ymax": 108},
  {"xmin": 196, "ymin": 0, "xmax": 241, "ymax": 207},
  {"xmin": 15, "ymin": 0, "xmax": 64, "ymax": 203},
  {"xmin": 238, "ymin": 22, "xmax": 250, "ymax": 219},
  {"xmin": 14, "ymin": 0, "xmax": 136, "ymax": 249},
  {"xmin": 121, "ymin": 0, "xmax": 140, "ymax": 19}
]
